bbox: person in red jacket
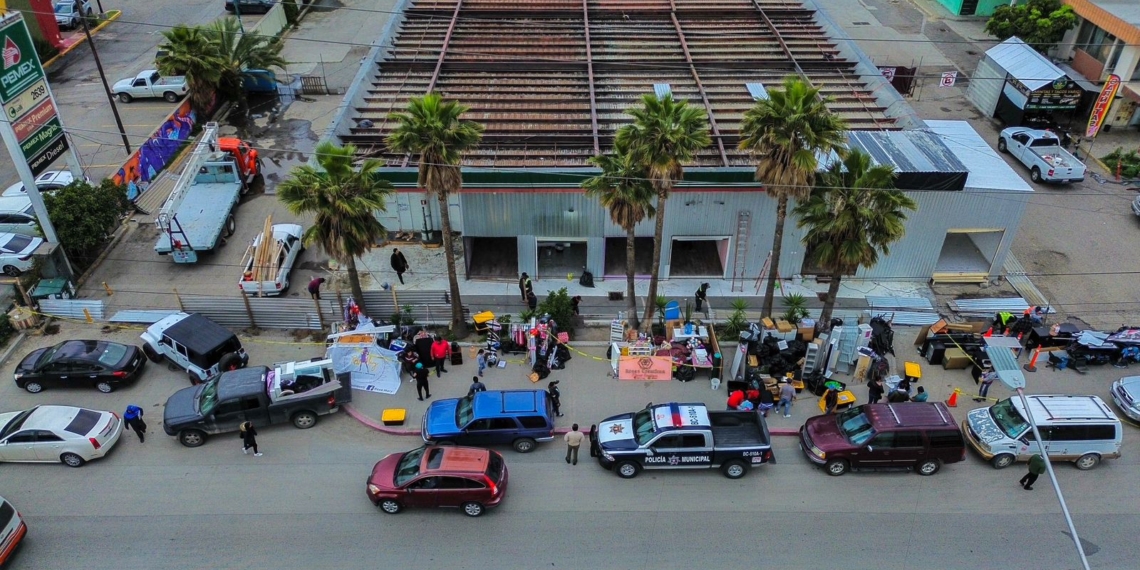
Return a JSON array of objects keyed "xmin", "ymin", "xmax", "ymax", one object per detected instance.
[
  {"xmin": 430, "ymin": 335, "xmax": 450, "ymax": 378},
  {"xmin": 727, "ymin": 390, "xmax": 745, "ymax": 410}
]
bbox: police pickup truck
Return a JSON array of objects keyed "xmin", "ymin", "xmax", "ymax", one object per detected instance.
[{"xmin": 591, "ymin": 402, "xmax": 773, "ymax": 479}]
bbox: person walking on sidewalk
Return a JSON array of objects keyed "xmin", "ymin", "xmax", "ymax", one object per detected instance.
[
  {"xmin": 414, "ymin": 363, "xmax": 432, "ymax": 401},
  {"xmin": 468, "ymin": 376, "xmax": 487, "ymax": 397},
  {"xmin": 308, "ymin": 277, "xmax": 326, "ymax": 300},
  {"xmin": 694, "ymin": 282, "xmax": 710, "ymax": 316},
  {"xmin": 565, "ymin": 424, "xmax": 584, "ymax": 465},
  {"xmin": 548, "ymin": 380, "xmax": 563, "ymax": 417},
  {"xmin": 777, "ymin": 379, "xmax": 797, "ymax": 418},
  {"xmin": 240, "ymin": 421, "xmax": 262, "ymax": 456},
  {"xmin": 519, "ymin": 272, "xmax": 532, "ymax": 302},
  {"xmin": 1020, "ymin": 453, "xmax": 1047, "ymax": 490},
  {"xmin": 476, "ymin": 349, "xmax": 487, "ymax": 377},
  {"xmin": 390, "ymin": 248, "xmax": 409, "ymax": 285},
  {"xmin": 124, "ymin": 404, "xmax": 147, "ymax": 443},
  {"xmin": 430, "ymin": 336, "xmax": 450, "ymax": 377}
]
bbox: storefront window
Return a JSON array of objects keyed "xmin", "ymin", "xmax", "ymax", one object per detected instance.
[{"xmin": 1076, "ymin": 21, "xmax": 1118, "ymax": 65}]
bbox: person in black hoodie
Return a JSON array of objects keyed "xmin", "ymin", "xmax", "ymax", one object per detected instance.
[{"xmin": 240, "ymin": 421, "xmax": 262, "ymax": 456}]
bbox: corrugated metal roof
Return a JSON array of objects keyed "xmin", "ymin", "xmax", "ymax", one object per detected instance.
[
  {"xmin": 846, "ymin": 130, "xmax": 968, "ymax": 190},
  {"xmin": 923, "ymin": 120, "xmax": 1034, "ymax": 193},
  {"xmin": 984, "ymin": 37, "xmax": 1065, "ymax": 91}
]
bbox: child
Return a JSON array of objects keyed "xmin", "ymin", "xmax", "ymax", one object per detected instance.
[{"xmin": 476, "ymin": 349, "xmax": 487, "ymax": 377}]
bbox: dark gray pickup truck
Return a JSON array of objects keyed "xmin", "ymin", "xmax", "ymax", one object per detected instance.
[{"xmin": 163, "ymin": 358, "xmax": 351, "ymax": 447}]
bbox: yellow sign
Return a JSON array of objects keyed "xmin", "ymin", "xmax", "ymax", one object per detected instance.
[
  {"xmin": 618, "ymin": 355, "xmax": 673, "ymax": 381},
  {"xmin": 3, "ymin": 77, "xmax": 47, "ymax": 121}
]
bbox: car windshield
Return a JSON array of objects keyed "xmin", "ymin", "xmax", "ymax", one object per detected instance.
[
  {"xmin": 36, "ymin": 345, "xmax": 62, "ymax": 367},
  {"xmin": 989, "ymin": 398, "xmax": 1029, "ymax": 438},
  {"xmin": 197, "ymin": 378, "xmax": 220, "ymax": 416},
  {"xmin": 1, "ymin": 234, "xmax": 32, "ymax": 253},
  {"xmin": 455, "ymin": 396, "xmax": 474, "ymax": 427},
  {"xmin": 838, "ymin": 408, "xmax": 876, "ymax": 446},
  {"xmin": 632, "ymin": 409, "xmax": 655, "ymax": 446},
  {"xmin": 55, "ymin": 4, "xmax": 73, "ymax": 14},
  {"xmin": 97, "ymin": 343, "xmax": 127, "ymax": 366},
  {"xmin": 394, "ymin": 447, "xmax": 426, "ymax": 487},
  {"xmin": 0, "ymin": 408, "xmax": 36, "ymax": 440}
]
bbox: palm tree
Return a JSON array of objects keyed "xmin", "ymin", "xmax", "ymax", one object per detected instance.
[
  {"xmin": 205, "ymin": 17, "xmax": 287, "ymax": 105},
  {"xmin": 278, "ymin": 141, "xmax": 394, "ymax": 314},
  {"xmin": 386, "ymin": 93, "xmax": 485, "ymax": 337},
  {"xmin": 582, "ymin": 141, "xmax": 656, "ymax": 330},
  {"xmin": 739, "ymin": 76, "xmax": 848, "ymax": 318},
  {"xmin": 615, "ymin": 94, "xmax": 711, "ymax": 332},
  {"xmin": 157, "ymin": 25, "xmax": 225, "ymax": 116},
  {"xmin": 792, "ymin": 149, "xmax": 917, "ymax": 327}
]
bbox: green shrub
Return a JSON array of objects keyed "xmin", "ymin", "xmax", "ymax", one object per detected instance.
[
  {"xmin": 1102, "ymin": 147, "xmax": 1140, "ymax": 179},
  {"xmin": 538, "ymin": 288, "xmax": 575, "ymax": 334},
  {"xmin": 41, "ymin": 179, "xmax": 130, "ymax": 271},
  {"xmin": 0, "ymin": 314, "xmax": 14, "ymax": 349}
]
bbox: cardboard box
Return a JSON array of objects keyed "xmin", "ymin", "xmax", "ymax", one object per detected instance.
[
  {"xmin": 762, "ymin": 317, "xmax": 776, "ymax": 329},
  {"xmin": 942, "ymin": 348, "xmax": 972, "ymax": 370},
  {"xmin": 776, "ymin": 320, "xmax": 795, "ymax": 333},
  {"xmin": 798, "ymin": 327, "xmax": 815, "ymax": 341}
]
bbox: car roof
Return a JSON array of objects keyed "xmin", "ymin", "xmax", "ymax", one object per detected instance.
[
  {"xmin": 162, "ymin": 313, "xmax": 238, "ymax": 355},
  {"xmin": 1012, "ymin": 395, "xmax": 1118, "ymax": 424},
  {"xmin": 49, "ymin": 340, "xmax": 115, "ymax": 362},
  {"xmin": 0, "ymin": 232, "xmax": 41, "ymax": 253},
  {"xmin": 472, "ymin": 390, "xmax": 546, "ymax": 418},
  {"xmin": 650, "ymin": 402, "xmax": 711, "ymax": 431},
  {"xmin": 216, "ymin": 366, "xmax": 269, "ymax": 402},
  {"xmin": 24, "ymin": 405, "xmax": 85, "ymax": 430},
  {"xmin": 423, "ymin": 446, "xmax": 490, "ymax": 474},
  {"xmin": 864, "ymin": 402, "xmax": 956, "ymax": 429}
]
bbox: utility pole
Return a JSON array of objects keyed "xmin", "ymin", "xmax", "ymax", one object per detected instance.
[{"xmin": 80, "ymin": 15, "xmax": 131, "ymax": 154}]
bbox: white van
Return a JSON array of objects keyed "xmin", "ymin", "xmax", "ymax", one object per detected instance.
[
  {"xmin": 0, "ymin": 494, "xmax": 27, "ymax": 565},
  {"xmin": 963, "ymin": 395, "xmax": 1122, "ymax": 470}
]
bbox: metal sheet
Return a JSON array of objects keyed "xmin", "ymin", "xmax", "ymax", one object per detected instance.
[
  {"xmin": 110, "ymin": 310, "xmax": 178, "ymax": 324},
  {"xmin": 949, "ymin": 298, "xmax": 1030, "ymax": 313},
  {"xmin": 863, "ymin": 311, "xmax": 941, "ymax": 325},
  {"xmin": 865, "ymin": 296, "xmax": 934, "ymax": 310},
  {"xmin": 39, "ymin": 299, "xmax": 104, "ymax": 321},
  {"xmin": 984, "ymin": 37, "xmax": 1065, "ymax": 91}
]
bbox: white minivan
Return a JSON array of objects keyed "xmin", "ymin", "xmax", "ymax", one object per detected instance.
[{"xmin": 963, "ymin": 395, "xmax": 1122, "ymax": 470}]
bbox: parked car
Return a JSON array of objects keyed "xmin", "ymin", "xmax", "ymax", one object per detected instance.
[
  {"xmin": 0, "ymin": 202, "xmax": 38, "ymax": 237},
  {"xmin": 53, "ymin": 0, "xmax": 91, "ymax": 31},
  {"xmin": 1111, "ymin": 376, "xmax": 1140, "ymax": 423},
  {"xmin": 0, "ymin": 232, "xmax": 42, "ymax": 276},
  {"xmin": 14, "ymin": 340, "xmax": 145, "ymax": 394},
  {"xmin": 140, "ymin": 312, "xmax": 248, "ymax": 384},
  {"xmin": 800, "ymin": 402, "xmax": 966, "ymax": 476},
  {"xmin": 225, "ymin": 0, "xmax": 275, "ymax": 14},
  {"xmin": 422, "ymin": 389, "xmax": 555, "ymax": 453},
  {"xmin": 2, "ymin": 170, "xmax": 89, "ymax": 199},
  {"xmin": 367, "ymin": 445, "xmax": 508, "ymax": 517},
  {"xmin": 0, "ymin": 405, "xmax": 123, "ymax": 467},
  {"xmin": 0, "ymin": 495, "xmax": 27, "ymax": 566},
  {"xmin": 111, "ymin": 70, "xmax": 188, "ymax": 103},
  {"xmin": 963, "ymin": 395, "xmax": 1122, "ymax": 470}
]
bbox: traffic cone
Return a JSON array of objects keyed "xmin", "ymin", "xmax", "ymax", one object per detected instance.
[
  {"xmin": 983, "ymin": 327, "xmax": 993, "ymax": 338},
  {"xmin": 1023, "ymin": 347, "xmax": 1041, "ymax": 372},
  {"xmin": 946, "ymin": 388, "xmax": 960, "ymax": 408}
]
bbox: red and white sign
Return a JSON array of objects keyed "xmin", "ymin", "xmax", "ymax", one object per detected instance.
[
  {"xmin": 617, "ymin": 356, "xmax": 672, "ymax": 381},
  {"xmin": 880, "ymin": 67, "xmax": 897, "ymax": 82},
  {"xmin": 12, "ymin": 96, "xmax": 56, "ymax": 142},
  {"xmin": 939, "ymin": 71, "xmax": 957, "ymax": 88},
  {"xmin": 1086, "ymin": 74, "xmax": 1121, "ymax": 138}
]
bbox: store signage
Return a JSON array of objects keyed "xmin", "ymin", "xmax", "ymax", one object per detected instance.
[
  {"xmin": 13, "ymin": 97, "xmax": 57, "ymax": 141},
  {"xmin": 880, "ymin": 67, "xmax": 896, "ymax": 82},
  {"xmin": 0, "ymin": 18, "xmax": 45, "ymax": 104},
  {"xmin": 3, "ymin": 78, "xmax": 48, "ymax": 121},
  {"xmin": 0, "ymin": 13, "xmax": 68, "ymax": 176},
  {"xmin": 1086, "ymin": 74, "xmax": 1121, "ymax": 138},
  {"xmin": 939, "ymin": 71, "xmax": 957, "ymax": 88},
  {"xmin": 618, "ymin": 356, "xmax": 672, "ymax": 381},
  {"xmin": 1008, "ymin": 76, "xmax": 1082, "ymax": 110}
]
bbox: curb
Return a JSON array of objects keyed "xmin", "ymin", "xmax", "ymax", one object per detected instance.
[
  {"xmin": 0, "ymin": 332, "xmax": 28, "ymax": 367},
  {"xmin": 42, "ymin": 11, "xmax": 123, "ymax": 70}
]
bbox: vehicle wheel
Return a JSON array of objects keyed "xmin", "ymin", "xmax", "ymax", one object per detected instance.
[
  {"xmin": 1030, "ymin": 167, "xmax": 1042, "ymax": 183},
  {"xmin": 825, "ymin": 458, "xmax": 849, "ymax": 476},
  {"xmin": 188, "ymin": 370, "xmax": 202, "ymax": 385},
  {"xmin": 512, "ymin": 437, "xmax": 536, "ymax": 453},
  {"xmin": 118, "ymin": 92, "xmax": 132, "ymax": 103},
  {"xmin": 991, "ymin": 454, "xmax": 1015, "ymax": 469},
  {"xmin": 378, "ymin": 500, "xmax": 402, "ymax": 514},
  {"xmin": 142, "ymin": 343, "xmax": 164, "ymax": 363},
  {"xmin": 462, "ymin": 502, "xmax": 485, "ymax": 517},
  {"xmin": 178, "ymin": 430, "xmax": 206, "ymax": 447},
  {"xmin": 3, "ymin": 265, "xmax": 22, "ymax": 276},
  {"xmin": 23, "ymin": 381, "xmax": 43, "ymax": 394},
  {"xmin": 95, "ymin": 381, "xmax": 114, "ymax": 394},
  {"xmin": 218, "ymin": 352, "xmax": 243, "ymax": 372},
  {"xmin": 615, "ymin": 461, "xmax": 640, "ymax": 479},
  {"xmin": 292, "ymin": 411, "xmax": 318, "ymax": 429},
  {"xmin": 997, "ymin": 138, "xmax": 1007, "ymax": 153},
  {"xmin": 916, "ymin": 458, "xmax": 941, "ymax": 476},
  {"xmin": 163, "ymin": 91, "xmax": 179, "ymax": 103},
  {"xmin": 224, "ymin": 215, "xmax": 236, "ymax": 238},
  {"xmin": 1075, "ymin": 453, "xmax": 1100, "ymax": 471},
  {"xmin": 722, "ymin": 459, "xmax": 748, "ymax": 479},
  {"xmin": 60, "ymin": 453, "xmax": 85, "ymax": 468}
]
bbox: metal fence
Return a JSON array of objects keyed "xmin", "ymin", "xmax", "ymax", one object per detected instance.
[
  {"xmin": 39, "ymin": 299, "xmax": 105, "ymax": 321},
  {"xmin": 172, "ymin": 290, "xmax": 468, "ymax": 330}
]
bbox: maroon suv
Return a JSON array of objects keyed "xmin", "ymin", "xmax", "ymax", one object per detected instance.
[
  {"xmin": 367, "ymin": 445, "xmax": 508, "ymax": 517},
  {"xmin": 800, "ymin": 402, "xmax": 966, "ymax": 476}
]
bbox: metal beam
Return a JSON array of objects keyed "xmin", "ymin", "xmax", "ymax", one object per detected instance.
[
  {"xmin": 669, "ymin": 12, "xmax": 729, "ymax": 167},
  {"xmin": 426, "ymin": 0, "xmax": 464, "ymax": 94},
  {"xmin": 582, "ymin": 0, "xmax": 600, "ymax": 156},
  {"xmin": 750, "ymin": 0, "xmax": 809, "ymax": 84}
]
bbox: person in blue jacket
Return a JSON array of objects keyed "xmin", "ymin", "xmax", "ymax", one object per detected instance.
[{"xmin": 124, "ymin": 404, "xmax": 147, "ymax": 443}]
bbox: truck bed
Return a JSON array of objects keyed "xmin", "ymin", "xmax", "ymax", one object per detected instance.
[
  {"xmin": 708, "ymin": 411, "xmax": 770, "ymax": 448},
  {"xmin": 1030, "ymin": 147, "xmax": 1081, "ymax": 169},
  {"xmin": 155, "ymin": 183, "xmax": 242, "ymax": 253}
]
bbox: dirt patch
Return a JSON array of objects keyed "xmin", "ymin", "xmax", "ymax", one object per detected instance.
[{"xmin": 1022, "ymin": 250, "xmax": 1070, "ymax": 273}]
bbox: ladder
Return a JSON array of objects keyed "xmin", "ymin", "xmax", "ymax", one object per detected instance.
[
  {"xmin": 754, "ymin": 250, "xmax": 772, "ymax": 295},
  {"xmin": 156, "ymin": 122, "xmax": 221, "ymax": 235},
  {"xmin": 730, "ymin": 210, "xmax": 751, "ymax": 292}
]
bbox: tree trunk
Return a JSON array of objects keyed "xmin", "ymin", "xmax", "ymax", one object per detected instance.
[
  {"xmin": 818, "ymin": 273, "xmax": 843, "ymax": 332},
  {"xmin": 625, "ymin": 225, "xmax": 640, "ymax": 330},
  {"xmin": 346, "ymin": 256, "xmax": 367, "ymax": 316},
  {"xmin": 763, "ymin": 194, "xmax": 789, "ymax": 318},
  {"xmin": 437, "ymin": 190, "xmax": 468, "ymax": 337},
  {"xmin": 641, "ymin": 193, "xmax": 667, "ymax": 333}
]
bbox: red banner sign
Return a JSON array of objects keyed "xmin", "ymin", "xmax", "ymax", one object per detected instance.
[{"xmin": 1086, "ymin": 74, "xmax": 1121, "ymax": 138}]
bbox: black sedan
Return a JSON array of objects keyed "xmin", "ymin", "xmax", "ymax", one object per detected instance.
[{"xmin": 15, "ymin": 341, "xmax": 145, "ymax": 394}]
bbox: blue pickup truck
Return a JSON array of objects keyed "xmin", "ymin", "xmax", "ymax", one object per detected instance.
[{"xmin": 422, "ymin": 390, "xmax": 555, "ymax": 453}]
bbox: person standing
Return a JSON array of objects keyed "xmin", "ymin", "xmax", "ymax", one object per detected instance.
[
  {"xmin": 308, "ymin": 277, "xmax": 326, "ymax": 300},
  {"xmin": 124, "ymin": 404, "xmax": 147, "ymax": 443},
  {"xmin": 527, "ymin": 290, "xmax": 538, "ymax": 311},
  {"xmin": 976, "ymin": 369, "xmax": 997, "ymax": 402},
  {"xmin": 571, "ymin": 295, "xmax": 582, "ymax": 316},
  {"xmin": 1020, "ymin": 453, "xmax": 1047, "ymax": 490},
  {"xmin": 588, "ymin": 424, "xmax": 599, "ymax": 458},
  {"xmin": 468, "ymin": 376, "xmax": 487, "ymax": 397},
  {"xmin": 565, "ymin": 424, "xmax": 584, "ymax": 465},
  {"xmin": 868, "ymin": 378, "xmax": 885, "ymax": 405},
  {"xmin": 413, "ymin": 362, "xmax": 432, "ymax": 401},
  {"xmin": 548, "ymin": 380, "xmax": 564, "ymax": 417},
  {"xmin": 430, "ymin": 335, "xmax": 450, "ymax": 377},
  {"xmin": 240, "ymin": 421, "xmax": 262, "ymax": 456},
  {"xmin": 390, "ymin": 248, "xmax": 409, "ymax": 285},
  {"xmin": 476, "ymin": 349, "xmax": 487, "ymax": 377},
  {"xmin": 694, "ymin": 283, "xmax": 710, "ymax": 315},
  {"xmin": 824, "ymin": 389, "xmax": 839, "ymax": 415},
  {"xmin": 777, "ymin": 379, "xmax": 797, "ymax": 418},
  {"xmin": 519, "ymin": 272, "xmax": 532, "ymax": 302}
]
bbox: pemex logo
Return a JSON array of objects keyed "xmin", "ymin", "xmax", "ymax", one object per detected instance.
[{"xmin": 2, "ymin": 37, "xmax": 20, "ymax": 69}]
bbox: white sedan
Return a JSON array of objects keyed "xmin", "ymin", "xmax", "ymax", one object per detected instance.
[
  {"xmin": 0, "ymin": 405, "xmax": 123, "ymax": 467},
  {"xmin": 2, "ymin": 170, "xmax": 89, "ymax": 199},
  {"xmin": 1111, "ymin": 376, "xmax": 1140, "ymax": 423},
  {"xmin": 0, "ymin": 232, "xmax": 42, "ymax": 276}
]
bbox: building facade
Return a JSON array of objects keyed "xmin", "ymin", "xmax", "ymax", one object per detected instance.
[{"xmin": 1056, "ymin": 0, "xmax": 1140, "ymax": 127}]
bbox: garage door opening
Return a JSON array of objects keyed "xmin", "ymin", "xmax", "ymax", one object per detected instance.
[
  {"xmin": 537, "ymin": 240, "xmax": 586, "ymax": 280},
  {"xmin": 933, "ymin": 230, "xmax": 1003, "ymax": 283},
  {"xmin": 604, "ymin": 237, "xmax": 654, "ymax": 277},
  {"xmin": 670, "ymin": 238, "xmax": 728, "ymax": 277},
  {"xmin": 465, "ymin": 237, "xmax": 519, "ymax": 278}
]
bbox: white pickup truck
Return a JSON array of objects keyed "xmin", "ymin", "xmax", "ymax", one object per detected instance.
[
  {"xmin": 239, "ymin": 224, "xmax": 304, "ymax": 296},
  {"xmin": 112, "ymin": 70, "xmax": 188, "ymax": 103},
  {"xmin": 998, "ymin": 127, "xmax": 1086, "ymax": 184}
]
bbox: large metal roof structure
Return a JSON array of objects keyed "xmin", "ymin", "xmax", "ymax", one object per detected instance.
[{"xmin": 339, "ymin": 0, "xmax": 897, "ymax": 169}]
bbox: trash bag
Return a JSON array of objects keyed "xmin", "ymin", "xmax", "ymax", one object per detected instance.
[
  {"xmin": 579, "ymin": 271, "xmax": 595, "ymax": 288},
  {"xmin": 675, "ymin": 365, "xmax": 695, "ymax": 382},
  {"xmin": 556, "ymin": 345, "xmax": 571, "ymax": 362},
  {"xmin": 532, "ymin": 363, "xmax": 550, "ymax": 379}
]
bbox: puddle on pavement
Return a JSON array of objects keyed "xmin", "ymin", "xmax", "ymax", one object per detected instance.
[{"xmin": 222, "ymin": 75, "xmax": 319, "ymax": 191}]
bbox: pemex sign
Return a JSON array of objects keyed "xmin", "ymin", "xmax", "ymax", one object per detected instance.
[{"xmin": 0, "ymin": 12, "xmax": 68, "ymax": 175}]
